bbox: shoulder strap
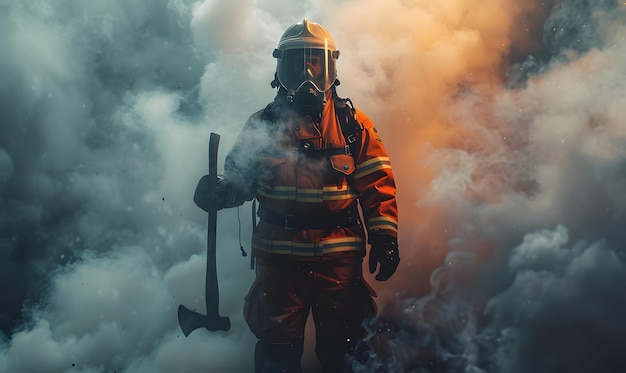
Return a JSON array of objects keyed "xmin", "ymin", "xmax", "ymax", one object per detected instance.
[{"xmin": 334, "ymin": 96, "xmax": 363, "ymax": 160}]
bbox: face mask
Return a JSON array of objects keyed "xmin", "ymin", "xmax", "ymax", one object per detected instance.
[{"xmin": 287, "ymin": 82, "xmax": 326, "ymax": 123}]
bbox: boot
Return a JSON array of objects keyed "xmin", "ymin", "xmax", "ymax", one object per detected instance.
[{"xmin": 255, "ymin": 339, "xmax": 304, "ymax": 373}]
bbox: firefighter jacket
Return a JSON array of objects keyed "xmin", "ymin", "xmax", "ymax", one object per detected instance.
[{"xmin": 221, "ymin": 93, "xmax": 398, "ymax": 259}]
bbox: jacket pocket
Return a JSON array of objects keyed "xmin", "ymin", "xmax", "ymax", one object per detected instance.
[
  {"xmin": 330, "ymin": 154, "xmax": 355, "ymax": 176},
  {"xmin": 243, "ymin": 279, "xmax": 275, "ymax": 339}
]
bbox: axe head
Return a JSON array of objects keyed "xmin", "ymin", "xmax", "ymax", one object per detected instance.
[{"xmin": 178, "ymin": 304, "xmax": 231, "ymax": 337}]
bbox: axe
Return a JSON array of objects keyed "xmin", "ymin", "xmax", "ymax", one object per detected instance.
[{"xmin": 178, "ymin": 132, "xmax": 231, "ymax": 336}]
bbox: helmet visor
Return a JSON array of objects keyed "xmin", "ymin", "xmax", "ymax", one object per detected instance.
[{"xmin": 276, "ymin": 47, "xmax": 336, "ymax": 93}]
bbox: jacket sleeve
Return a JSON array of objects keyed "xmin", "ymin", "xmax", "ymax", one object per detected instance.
[
  {"xmin": 350, "ymin": 110, "xmax": 398, "ymax": 244},
  {"xmin": 218, "ymin": 110, "xmax": 268, "ymax": 208}
]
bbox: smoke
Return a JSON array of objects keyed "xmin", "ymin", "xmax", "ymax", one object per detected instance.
[
  {"xmin": 1, "ymin": 0, "xmax": 625, "ymax": 372},
  {"xmin": 333, "ymin": 0, "xmax": 626, "ymax": 372}
]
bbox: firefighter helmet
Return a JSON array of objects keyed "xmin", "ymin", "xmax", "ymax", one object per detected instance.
[{"xmin": 273, "ymin": 19, "xmax": 340, "ymax": 93}]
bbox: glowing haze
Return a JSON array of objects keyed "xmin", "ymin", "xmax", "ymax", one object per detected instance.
[{"xmin": 1, "ymin": 0, "xmax": 625, "ymax": 372}]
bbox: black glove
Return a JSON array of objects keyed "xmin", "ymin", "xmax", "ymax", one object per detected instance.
[
  {"xmin": 368, "ymin": 236, "xmax": 400, "ymax": 281},
  {"xmin": 193, "ymin": 175, "xmax": 225, "ymax": 212},
  {"xmin": 194, "ymin": 174, "xmax": 246, "ymax": 212}
]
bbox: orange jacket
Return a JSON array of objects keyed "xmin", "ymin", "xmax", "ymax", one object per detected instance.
[{"xmin": 223, "ymin": 94, "xmax": 398, "ymax": 258}]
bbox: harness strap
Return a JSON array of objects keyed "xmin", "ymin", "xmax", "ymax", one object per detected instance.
[
  {"xmin": 262, "ymin": 91, "xmax": 363, "ymax": 161},
  {"xmin": 250, "ymin": 198, "xmax": 257, "ymax": 270},
  {"xmin": 334, "ymin": 95, "xmax": 363, "ymax": 160},
  {"xmin": 298, "ymin": 145, "xmax": 352, "ymax": 157}
]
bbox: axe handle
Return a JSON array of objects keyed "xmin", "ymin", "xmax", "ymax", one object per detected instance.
[
  {"xmin": 205, "ymin": 132, "xmax": 220, "ymax": 317},
  {"xmin": 177, "ymin": 132, "xmax": 229, "ymax": 336}
]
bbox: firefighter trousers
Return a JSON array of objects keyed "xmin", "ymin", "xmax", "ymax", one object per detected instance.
[{"xmin": 244, "ymin": 254, "xmax": 377, "ymax": 373}]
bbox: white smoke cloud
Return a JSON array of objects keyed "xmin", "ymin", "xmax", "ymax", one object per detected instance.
[{"xmin": 1, "ymin": 0, "xmax": 625, "ymax": 372}]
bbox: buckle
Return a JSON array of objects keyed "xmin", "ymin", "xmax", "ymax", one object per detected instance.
[
  {"xmin": 344, "ymin": 145, "xmax": 352, "ymax": 155},
  {"xmin": 284, "ymin": 214, "xmax": 296, "ymax": 229}
]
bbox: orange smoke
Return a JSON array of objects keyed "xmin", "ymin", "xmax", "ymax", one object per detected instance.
[{"xmin": 313, "ymin": 0, "xmax": 551, "ymax": 296}]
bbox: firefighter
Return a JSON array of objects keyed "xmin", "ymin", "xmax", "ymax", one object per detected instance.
[{"xmin": 194, "ymin": 19, "xmax": 399, "ymax": 373}]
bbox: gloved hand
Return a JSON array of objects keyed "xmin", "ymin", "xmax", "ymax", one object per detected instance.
[
  {"xmin": 193, "ymin": 175, "xmax": 228, "ymax": 212},
  {"xmin": 368, "ymin": 236, "xmax": 400, "ymax": 281}
]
